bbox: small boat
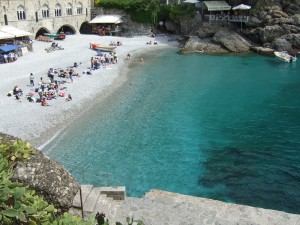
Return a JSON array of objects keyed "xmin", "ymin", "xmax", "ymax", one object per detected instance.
[
  {"xmin": 44, "ymin": 33, "xmax": 60, "ymax": 38},
  {"xmin": 90, "ymin": 42, "xmax": 117, "ymax": 52},
  {"xmin": 274, "ymin": 51, "xmax": 297, "ymax": 62}
]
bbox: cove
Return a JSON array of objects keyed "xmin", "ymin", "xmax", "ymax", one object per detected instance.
[{"xmin": 44, "ymin": 48, "xmax": 300, "ymax": 214}]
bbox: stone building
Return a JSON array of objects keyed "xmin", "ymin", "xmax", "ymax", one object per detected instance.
[{"xmin": 0, "ymin": 0, "xmax": 93, "ymax": 37}]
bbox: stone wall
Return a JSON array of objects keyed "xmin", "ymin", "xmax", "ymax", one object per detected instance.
[{"xmin": 0, "ymin": 0, "xmax": 92, "ymax": 36}]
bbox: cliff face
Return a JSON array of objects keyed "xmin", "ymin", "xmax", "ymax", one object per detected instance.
[
  {"xmin": 180, "ymin": 0, "xmax": 300, "ymax": 53},
  {"xmin": 0, "ymin": 133, "xmax": 79, "ymax": 213}
]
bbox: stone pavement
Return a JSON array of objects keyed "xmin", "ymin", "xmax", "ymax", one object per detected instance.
[{"xmin": 71, "ymin": 186, "xmax": 300, "ymax": 225}]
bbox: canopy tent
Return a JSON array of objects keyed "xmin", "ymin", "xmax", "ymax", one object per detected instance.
[
  {"xmin": 0, "ymin": 31, "xmax": 15, "ymax": 39},
  {"xmin": 0, "ymin": 45, "xmax": 21, "ymax": 53},
  {"xmin": 0, "ymin": 26, "xmax": 33, "ymax": 39},
  {"xmin": 232, "ymin": 4, "xmax": 251, "ymax": 10},
  {"xmin": 202, "ymin": 1, "xmax": 231, "ymax": 11},
  {"xmin": 89, "ymin": 15, "xmax": 123, "ymax": 24}
]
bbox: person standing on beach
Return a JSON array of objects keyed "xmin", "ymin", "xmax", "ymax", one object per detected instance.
[{"xmin": 30, "ymin": 73, "xmax": 34, "ymax": 86}]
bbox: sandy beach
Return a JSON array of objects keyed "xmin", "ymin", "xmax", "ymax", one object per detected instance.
[{"xmin": 0, "ymin": 34, "xmax": 179, "ymax": 148}]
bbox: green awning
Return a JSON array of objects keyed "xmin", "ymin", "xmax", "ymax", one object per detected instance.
[{"xmin": 203, "ymin": 1, "xmax": 231, "ymax": 11}]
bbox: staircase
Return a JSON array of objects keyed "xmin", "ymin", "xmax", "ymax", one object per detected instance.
[{"xmin": 70, "ymin": 185, "xmax": 126, "ymax": 222}]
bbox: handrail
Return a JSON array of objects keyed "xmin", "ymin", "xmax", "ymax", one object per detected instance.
[{"xmin": 57, "ymin": 160, "xmax": 120, "ymax": 188}]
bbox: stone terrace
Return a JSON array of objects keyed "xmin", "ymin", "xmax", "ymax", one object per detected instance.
[{"xmin": 71, "ymin": 185, "xmax": 300, "ymax": 225}]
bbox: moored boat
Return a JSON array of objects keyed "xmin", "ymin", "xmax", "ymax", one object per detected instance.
[
  {"xmin": 274, "ymin": 51, "xmax": 297, "ymax": 62},
  {"xmin": 90, "ymin": 42, "xmax": 117, "ymax": 52},
  {"xmin": 44, "ymin": 33, "xmax": 60, "ymax": 38}
]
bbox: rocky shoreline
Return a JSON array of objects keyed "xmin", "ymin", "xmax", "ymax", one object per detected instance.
[{"xmin": 176, "ymin": 3, "xmax": 300, "ymax": 55}]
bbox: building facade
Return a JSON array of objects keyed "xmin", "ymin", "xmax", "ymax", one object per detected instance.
[{"xmin": 0, "ymin": 0, "xmax": 93, "ymax": 37}]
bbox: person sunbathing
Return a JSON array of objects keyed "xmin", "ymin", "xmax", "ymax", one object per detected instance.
[{"xmin": 41, "ymin": 98, "xmax": 49, "ymax": 106}]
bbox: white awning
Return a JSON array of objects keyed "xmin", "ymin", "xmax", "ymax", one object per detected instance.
[
  {"xmin": 183, "ymin": 0, "xmax": 199, "ymax": 3},
  {"xmin": 232, "ymin": 4, "xmax": 251, "ymax": 10},
  {"xmin": 89, "ymin": 15, "xmax": 123, "ymax": 24},
  {"xmin": 0, "ymin": 26, "xmax": 33, "ymax": 38},
  {"xmin": 0, "ymin": 31, "xmax": 15, "ymax": 39},
  {"xmin": 203, "ymin": 1, "xmax": 231, "ymax": 11}
]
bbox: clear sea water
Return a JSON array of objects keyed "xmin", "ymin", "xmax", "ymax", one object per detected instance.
[{"xmin": 44, "ymin": 49, "xmax": 300, "ymax": 214}]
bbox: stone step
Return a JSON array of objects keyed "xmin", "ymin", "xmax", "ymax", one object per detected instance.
[
  {"xmin": 83, "ymin": 187, "xmax": 101, "ymax": 213},
  {"xmin": 73, "ymin": 184, "xmax": 93, "ymax": 208}
]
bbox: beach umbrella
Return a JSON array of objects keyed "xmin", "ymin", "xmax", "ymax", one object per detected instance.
[
  {"xmin": 183, "ymin": 0, "xmax": 199, "ymax": 3},
  {"xmin": 232, "ymin": 4, "xmax": 251, "ymax": 10},
  {"xmin": 232, "ymin": 4, "xmax": 251, "ymax": 31}
]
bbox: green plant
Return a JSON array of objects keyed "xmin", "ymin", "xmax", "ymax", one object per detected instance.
[{"xmin": 0, "ymin": 140, "xmax": 36, "ymax": 162}]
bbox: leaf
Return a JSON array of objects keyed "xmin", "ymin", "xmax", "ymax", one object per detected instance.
[
  {"xmin": 13, "ymin": 187, "xmax": 26, "ymax": 199},
  {"xmin": 23, "ymin": 153, "xmax": 29, "ymax": 159},
  {"xmin": 10, "ymin": 155, "xmax": 16, "ymax": 161},
  {"xmin": 25, "ymin": 206, "xmax": 36, "ymax": 214},
  {"xmin": 44, "ymin": 205, "xmax": 55, "ymax": 213},
  {"xmin": 28, "ymin": 220, "xmax": 37, "ymax": 225},
  {"xmin": 1, "ymin": 208, "xmax": 19, "ymax": 217},
  {"xmin": 18, "ymin": 211, "xmax": 27, "ymax": 222}
]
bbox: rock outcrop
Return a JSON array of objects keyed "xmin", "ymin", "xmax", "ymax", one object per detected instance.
[
  {"xmin": 180, "ymin": 0, "xmax": 300, "ymax": 53},
  {"xmin": 181, "ymin": 24, "xmax": 251, "ymax": 53},
  {"xmin": 0, "ymin": 133, "xmax": 79, "ymax": 213}
]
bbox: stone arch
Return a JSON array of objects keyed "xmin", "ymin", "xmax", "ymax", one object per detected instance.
[
  {"xmin": 35, "ymin": 27, "xmax": 50, "ymax": 38},
  {"xmin": 79, "ymin": 21, "xmax": 91, "ymax": 34},
  {"xmin": 57, "ymin": 25, "xmax": 76, "ymax": 34}
]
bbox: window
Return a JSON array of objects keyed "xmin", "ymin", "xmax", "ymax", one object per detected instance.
[
  {"xmin": 54, "ymin": 4, "xmax": 62, "ymax": 17},
  {"xmin": 76, "ymin": 3, "xmax": 83, "ymax": 15},
  {"xmin": 66, "ymin": 3, "xmax": 72, "ymax": 16},
  {"xmin": 17, "ymin": 6, "xmax": 26, "ymax": 20},
  {"xmin": 42, "ymin": 4, "xmax": 50, "ymax": 18}
]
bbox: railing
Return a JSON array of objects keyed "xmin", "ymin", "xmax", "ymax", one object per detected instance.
[
  {"xmin": 60, "ymin": 161, "xmax": 119, "ymax": 188},
  {"xmin": 204, "ymin": 14, "xmax": 249, "ymax": 23}
]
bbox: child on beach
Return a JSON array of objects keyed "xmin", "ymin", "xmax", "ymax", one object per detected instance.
[{"xmin": 30, "ymin": 73, "xmax": 34, "ymax": 86}]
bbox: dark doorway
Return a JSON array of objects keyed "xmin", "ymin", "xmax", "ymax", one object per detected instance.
[
  {"xmin": 57, "ymin": 25, "xmax": 76, "ymax": 35},
  {"xmin": 79, "ymin": 22, "xmax": 92, "ymax": 34},
  {"xmin": 35, "ymin": 27, "xmax": 50, "ymax": 38}
]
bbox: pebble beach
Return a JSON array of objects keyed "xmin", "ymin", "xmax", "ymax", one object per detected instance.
[{"xmin": 0, "ymin": 34, "xmax": 178, "ymax": 148}]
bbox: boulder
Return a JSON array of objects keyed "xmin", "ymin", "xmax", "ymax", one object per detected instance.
[
  {"xmin": 259, "ymin": 25, "xmax": 286, "ymax": 43},
  {"xmin": 194, "ymin": 22, "xmax": 220, "ymax": 38},
  {"xmin": 212, "ymin": 29, "xmax": 251, "ymax": 52},
  {"xmin": 180, "ymin": 36, "xmax": 228, "ymax": 53},
  {"xmin": 272, "ymin": 38, "xmax": 292, "ymax": 52},
  {"xmin": 164, "ymin": 19, "xmax": 179, "ymax": 34},
  {"xmin": 11, "ymin": 149, "xmax": 80, "ymax": 213}
]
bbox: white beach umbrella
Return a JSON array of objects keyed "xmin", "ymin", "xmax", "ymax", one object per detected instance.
[
  {"xmin": 183, "ymin": 0, "xmax": 199, "ymax": 3},
  {"xmin": 232, "ymin": 4, "xmax": 251, "ymax": 10}
]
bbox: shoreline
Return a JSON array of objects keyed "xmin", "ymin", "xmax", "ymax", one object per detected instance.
[{"xmin": 0, "ymin": 34, "xmax": 179, "ymax": 148}]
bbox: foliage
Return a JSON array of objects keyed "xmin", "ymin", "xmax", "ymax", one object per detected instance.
[
  {"xmin": 0, "ymin": 140, "xmax": 91, "ymax": 225},
  {"xmin": 0, "ymin": 140, "xmax": 144, "ymax": 225},
  {"xmin": 169, "ymin": 3, "xmax": 196, "ymax": 22},
  {"xmin": 0, "ymin": 140, "xmax": 36, "ymax": 163}
]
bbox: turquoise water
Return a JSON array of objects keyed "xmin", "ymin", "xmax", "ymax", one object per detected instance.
[{"xmin": 45, "ymin": 49, "xmax": 300, "ymax": 214}]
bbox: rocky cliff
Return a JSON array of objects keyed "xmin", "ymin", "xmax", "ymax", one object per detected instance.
[
  {"xmin": 0, "ymin": 133, "xmax": 79, "ymax": 213},
  {"xmin": 180, "ymin": 0, "xmax": 300, "ymax": 54}
]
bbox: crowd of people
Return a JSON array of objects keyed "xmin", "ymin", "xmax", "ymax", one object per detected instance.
[
  {"xmin": 0, "ymin": 51, "xmax": 19, "ymax": 64},
  {"xmin": 8, "ymin": 62, "xmax": 81, "ymax": 106}
]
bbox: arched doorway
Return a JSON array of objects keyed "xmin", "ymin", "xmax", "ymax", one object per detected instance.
[
  {"xmin": 79, "ymin": 22, "xmax": 92, "ymax": 34},
  {"xmin": 57, "ymin": 25, "xmax": 76, "ymax": 35},
  {"xmin": 35, "ymin": 27, "xmax": 50, "ymax": 38}
]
